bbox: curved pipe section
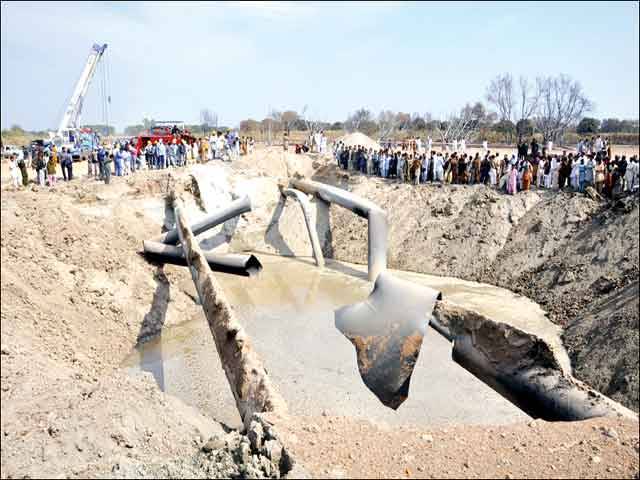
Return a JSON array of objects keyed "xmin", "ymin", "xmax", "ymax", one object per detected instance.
[
  {"xmin": 143, "ymin": 240, "xmax": 263, "ymax": 277},
  {"xmin": 290, "ymin": 178, "xmax": 387, "ymax": 281},
  {"xmin": 154, "ymin": 195, "xmax": 252, "ymax": 245},
  {"xmin": 282, "ymin": 188, "xmax": 325, "ymax": 268}
]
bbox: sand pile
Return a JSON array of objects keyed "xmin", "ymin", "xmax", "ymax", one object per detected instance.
[{"xmin": 335, "ymin": 132, "xmax": 381, "ymax": 150}]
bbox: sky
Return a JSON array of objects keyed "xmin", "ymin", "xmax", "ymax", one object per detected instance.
[{"xmin": 1, "ymin": 1, "xmax": 638, "ymax": 132}]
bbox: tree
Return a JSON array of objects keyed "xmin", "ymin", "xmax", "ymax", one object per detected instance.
[
  {"xmin": 377, "ymin": 110, "xmax": 399, "ymax": 140},
  {"xmin": 240, "ymin": 119, "xmax": 261, "ymax": 133},
  {"xmin": 300, "ymin": 105, "xmax": 320, "ymax": 134},
  {"xmin": 486, "ymin": 73, "xmax": 514, "ymax": 122},
  {"xmin": 494, "ymin": 119, "xmax": 516, "ymax": 143},
  {"xmin": 576, "ymin": 117, "xmax": 600, "ymax": 135},
  {"xmin": 486, "ymin": 74, "xmax": 539, "ymax": 125},
  {"xmin": 411, "ymin": 116, "xmax": 427, "ymax": 131},
  {"xmin": 142, "ymin": 117, "xmax": 156, "ymax": 130},
  {"xmin": 435, "ymin": 106, "xmax": 480, "ymax": 146},
  {"xmin": 200, "ymin": 109, "xmax": 218, "ymax": 135},
  {"xmin": 516, "ymin": 76, "xmax": 539, "ymax": 122},
  {"xmin": 516, "ymin": 119, "xmax": 534, "ymax": 141},
  {"xmin": 281, "ymin": 110, "xmax": 298, "ymax": 134},
  {"xmin": 600, "ymin": 118, "xmax": 623, "ymax": 133},
  {"xmin": 345, "ymin": 108, "xmax": 373, "ymax": 133},
  {"xmin": 330, "ymin": 121, "xmax": 344, "ymax": 130},
  {"xmin": 395, "ymin": 112, "xmax": 411, "ymax": 131},
  {"xmin": 535, "ymin": 74, "xmax": 592, "ymax": 141}
]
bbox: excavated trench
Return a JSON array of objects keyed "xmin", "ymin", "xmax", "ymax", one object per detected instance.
[
  {"xmin": 121, "ymin": 161, "xmax": 635, "ymax": 432},
  {"xmin": 121, "ymin": 253, "xmax": 585, "ymax": 428}
]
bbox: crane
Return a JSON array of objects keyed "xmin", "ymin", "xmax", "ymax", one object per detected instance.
[{"xmin": 54, "ymin": 43, "xmax": 108, "ymax": 147}]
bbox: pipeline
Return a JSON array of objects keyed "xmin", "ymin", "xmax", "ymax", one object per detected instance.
[
  {"xmin": 170, "ymin": 191, "xmax": 287, "ymax": 427},
  {"xmin": 281, "ymin": 188, "xmax": 325, "ymax": 268},
  {"xmin": 142, "ymin": 240, "xmax": 263, "ymax": 277},
  {"xmin": 290, "ymin": 178, "xmax": 387, "ymax": 282},
  {"xmin": 433, "ymin": 300, "xmax": 638, "ymax": 422},
  {"xmin": 153, "ymin": 195, "xmax": 252, "ymax": 245},
  {"xmin": 335, "ymin": 271, "xmax": 441, "ymax": 409}
]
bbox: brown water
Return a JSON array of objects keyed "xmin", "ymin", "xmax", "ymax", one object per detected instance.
[{"xmin": 122, "ymin": 255, "xmax": 563, "ymax": 428}]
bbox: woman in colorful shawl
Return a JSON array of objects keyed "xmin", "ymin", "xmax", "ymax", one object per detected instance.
[{"xmin": 507, "ymin": 164, "xmax": 518, "ymax": 194}]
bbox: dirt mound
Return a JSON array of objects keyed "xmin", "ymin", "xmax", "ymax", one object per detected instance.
[{"xmin": 336, "ymin": 132, "xmax": 381, "ymax": 150}]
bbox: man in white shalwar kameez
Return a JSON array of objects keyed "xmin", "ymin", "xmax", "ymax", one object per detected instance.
[
  {"xmin": 434, "ymin": 153, "xmax": 444, "ymax": 182},
  {"xmin": 551, "ymin": 156, "xmax": 560, "ymax": 189},
  {"xmin": 537, "ymin": 157, "xmax": 546, "ymax": 188}
]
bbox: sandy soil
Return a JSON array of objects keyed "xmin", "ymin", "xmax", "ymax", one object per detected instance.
[
  {"xmin": 279, "ymin": 415, "xmax": 639, "ymax": 479},
  {"xmin": 1, "ymin": 152, "xmax": 639, "ymax": 478}
]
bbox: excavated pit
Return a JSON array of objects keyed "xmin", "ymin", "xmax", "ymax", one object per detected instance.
[{"xmin": 120, "ymin": 254, "xmax": 583, "ymax": 428}]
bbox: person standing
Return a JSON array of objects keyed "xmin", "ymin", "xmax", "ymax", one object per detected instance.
[
  {"xmin": 594, "ymin": 158, "xmax": 605, "ymax": 194},
  {"xmin": 35, "ymin": 148, "xmax": 47, "ymax": 185},
  {"xmin": 47, "ymin": 148, "xmax": 58, "ymax": 186},
  {"xmin": 434, "ymin": 152, "xmax": 445, "ymax": 183},
  {"xmin": 114, "ymin": 147, "xmax": 123, "ymax": 176},
  {"xmin": 521, "ymin": 162, "xmax": 532, "ymax": 191},
  {"xmin": 507, "ymin": 163, "xmax": 518, "ymax": 194},
  {"xmin": 536, "ymin": 156, "xmax": 546, "ymax": 188},
  {"xmin": 472, "ymin": 153, "xmax": 481, "ymax": 184},
  {"xmin": 144, "ymin": 141, "xmax": 155, "ymax": 169},
  {"xmin": 101, "ymin": 153, "xmax": 113, "ymax": 184},
  {"xmin": 18, "ymin": 153, "xmax": 29, "ymax": 186},
  {"xmin": 8, "ymin": 154, "xmax": 21, "ymax": 188},
  {"xmin": 584, "ymin": 155, "xmax": 595, "ymax": 189},
  {"xmin": 61, "ymin": 147, "xmax": 73, "ymax": 181},
  {"xmin": 156, "ymin": 139, "xmax": 167, "ymax": 169}
]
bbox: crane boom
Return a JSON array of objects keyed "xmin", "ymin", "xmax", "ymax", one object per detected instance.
[{"xmin": 56, "ymin": 43, "xmax": 107, "ymax": 138}]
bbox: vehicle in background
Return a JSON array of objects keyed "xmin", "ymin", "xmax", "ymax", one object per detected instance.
[{"xmin": 134, "ymin": 122, "xmax": 195, "ymax": 154}]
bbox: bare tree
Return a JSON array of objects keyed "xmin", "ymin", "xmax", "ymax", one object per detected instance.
[
  {"xmin": 377, "ymin": 110, "xmax": 399, "ymax": 140},
  {"xmin": 516, "ymin": 76, "xmax": 539, "ymax": 122},
  {"xmin": 301, "ymin": 105, "xmax": 320, "ymax": 134},
  {"xmin": 345, "ymin": 108, "xmax": 373, "ymax": 132},
  {"xmin": 435, "ymin": 107, "xmax": 480, "ymax": 147},
  {"xmin": 534, "ymin": 74, "xmax": 593, "ymax": 142},
  {"xmin": 200, "ymin": 109, "xmax": 217, "ymax": 135},
  {"xmin": 486, "ymin": 73, "xmax": 514, "ymax": 122}
]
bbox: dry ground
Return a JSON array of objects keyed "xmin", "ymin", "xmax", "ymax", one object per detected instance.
[{"xmin": 1, "ymin": 151, "xmax": 639, "ymax": 478}]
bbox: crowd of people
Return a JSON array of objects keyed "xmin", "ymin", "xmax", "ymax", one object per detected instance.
[
  {"xmin": 284, "ymin": 130, "xmax": 328, "ymax": 155},
  {"xmin": 5, "ymin": 129, "xmax": 256, "ymax": 188},
  {"xmin": 333, "ymin": 137, "xmax": 639, "ymax": 197},
  {"xmin": 5, "ymin": 133, "xmax": 639, "ymax": 198}
]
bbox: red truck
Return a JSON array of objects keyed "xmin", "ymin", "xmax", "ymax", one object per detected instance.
[{"xmin": 134, "ymin": 125, "xmax": 196, "ymax": 154}]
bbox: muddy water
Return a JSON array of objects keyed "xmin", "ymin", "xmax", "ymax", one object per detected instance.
[{"xmin": 121, "ymin": 255, "xmax": 563, "ymax": 429}]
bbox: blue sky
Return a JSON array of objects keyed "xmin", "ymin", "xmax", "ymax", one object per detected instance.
[{"xmin": 1, "ymin": 1, "xmax": 638, "ymax": 132}]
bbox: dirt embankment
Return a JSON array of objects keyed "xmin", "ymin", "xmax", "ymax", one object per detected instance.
[
  {"xmin": 0, "ymin": 175, "xmax": 288, "ymax": 479},
  {"xmin": 313, "ymin": 164, "xmax": 639, "ymax": 412}
]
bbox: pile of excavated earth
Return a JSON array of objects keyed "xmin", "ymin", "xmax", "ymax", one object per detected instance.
[{"xmin": 1, "ymin": 146, "xmax": 638, "ymax": 479}]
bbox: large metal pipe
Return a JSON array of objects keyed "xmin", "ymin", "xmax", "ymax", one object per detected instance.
[
  {"xmin": 433, "ymin": 300, "xmax": 638, "ymax": 422},
  {"xmin": 290, "ymin": 178, "xmax": 387, "ymax": 282},
  {"xmin": 171, "ymin": 192, "xmax": 287, "ymax": 427},
  {"xmin": 281, "ymin": 188, "xmax": 325, "ymax": 268},
  {"xmin": 154, "ymin": 195, "xmax": 252, "ymax": 245},
  {"xmin": 335, "ymin": 271, "xmax": 441, "ymax": 409},
  {"xmin": 142, "ymin": 240, "xmax": 263, "ymax": 277}
]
